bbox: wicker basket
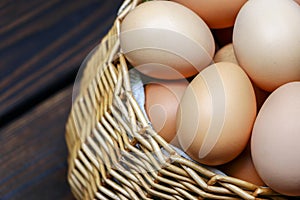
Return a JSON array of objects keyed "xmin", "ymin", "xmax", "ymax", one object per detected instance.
[{"xmin": 65, "ymin": 1, "xmax": 291, "ymax": 199}]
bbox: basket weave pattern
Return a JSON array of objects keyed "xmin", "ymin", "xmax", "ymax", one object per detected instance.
[{"xmin": 66, "ymin": 1, "xmax": 285, "ymax": 199}]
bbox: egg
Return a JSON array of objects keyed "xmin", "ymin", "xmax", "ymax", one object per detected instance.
[
  {"xmin": 251, "ymin": 82, "xmax": 300, "ymax": 196},
  {"xmin": 145, "ymin": 79, "xmax": 188, "ymax": 146},
  {"xmin": 213, "ymin": 43, "xmax": 270, "ymax": 111},
  {"xmin": 171, "ymin": 0, "xmax": 247, "ymax": 29},
  {"xmin": 120, "ymin": 1, "xmax": 215, "ymax": 80},
  {"xmin": 177, "ymin": 62, "xmax": 257, "ymax": 166},
  {"xmin": 213, "ymin": 43, "xmax": 238, "ymax": 64},
  {"xmin": 233, "ymin": 0, "xmax": 300, "ymax": 92},
  {"xmin": 220, "ymin": 143, "xmax": 265, "ymax": 186}
]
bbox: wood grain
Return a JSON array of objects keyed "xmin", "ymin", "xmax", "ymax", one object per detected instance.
[
  {"xmin": 0, "ymin": 0, "xmax": 122, "ymax": 127},
  {"xmin": 0, "ymin": 86, "xmax": 74, "ymax": 200}
]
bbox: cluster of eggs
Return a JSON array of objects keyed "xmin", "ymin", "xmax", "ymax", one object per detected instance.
[{"xmin": 120, "ymin": 0, "xmax": 300, "ymax": 196}]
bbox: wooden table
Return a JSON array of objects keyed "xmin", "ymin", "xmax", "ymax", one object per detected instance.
[{"xmin": 0, "ymin": 1, "xmax": 122, "ymax": 199}]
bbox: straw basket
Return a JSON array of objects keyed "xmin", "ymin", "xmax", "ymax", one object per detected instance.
[{"xmin": 65, "ymin": 1, "xmax": 292, "ymax": 199}]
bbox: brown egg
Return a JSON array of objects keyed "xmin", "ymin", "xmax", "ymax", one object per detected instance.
[
  {"xmin": 214, "ymin": 43, "xmax": 270, "ymax": 112},
  {"xmin": 177, "ymin": 62, "xmax": 257, "ymax": 166},
  {"xmin": 120, "ymin": 1, "xmax": 215, "ymax": 80},
  {"xmin": 172, "ymin": 0, "xmax": 247, "ymax": 28},
  {"xmin": 251, "ymin": 82, "xmax": 300, "ymax": 196},
  {"xmin": 233, "ymin": 0, "xmax": 300, "ymax": 92},
  {"xmin": 220, "ymin": 143, "xmax": 265, "ymax": 186},
  {"xmin": 213, "ymin": 43, "xmax": 238, "ymax": 64},
  {"xmin": 145, "ymin": 79, "xmax": 188, "ymax": 146}
]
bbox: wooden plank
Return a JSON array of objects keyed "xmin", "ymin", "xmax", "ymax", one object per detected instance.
[
  {"xmin": 0, "ymin": 86, "xmax": 75, "ymax": 200},
  {"xmin": 0, "ymin": 0, "xmax": 122, "ymax": 126}
]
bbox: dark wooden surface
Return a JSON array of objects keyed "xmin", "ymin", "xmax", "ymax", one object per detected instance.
[
  {"xmin": 0, "ymin": 0, "xmax": 122, "ymax": 199},
  {"xmin": 0, "ymin": 0, "xmax": 122, "ymax": 127},
  {"xmin": 0, "ymin": 86, "xmax": 74, "ymax": 200}
]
